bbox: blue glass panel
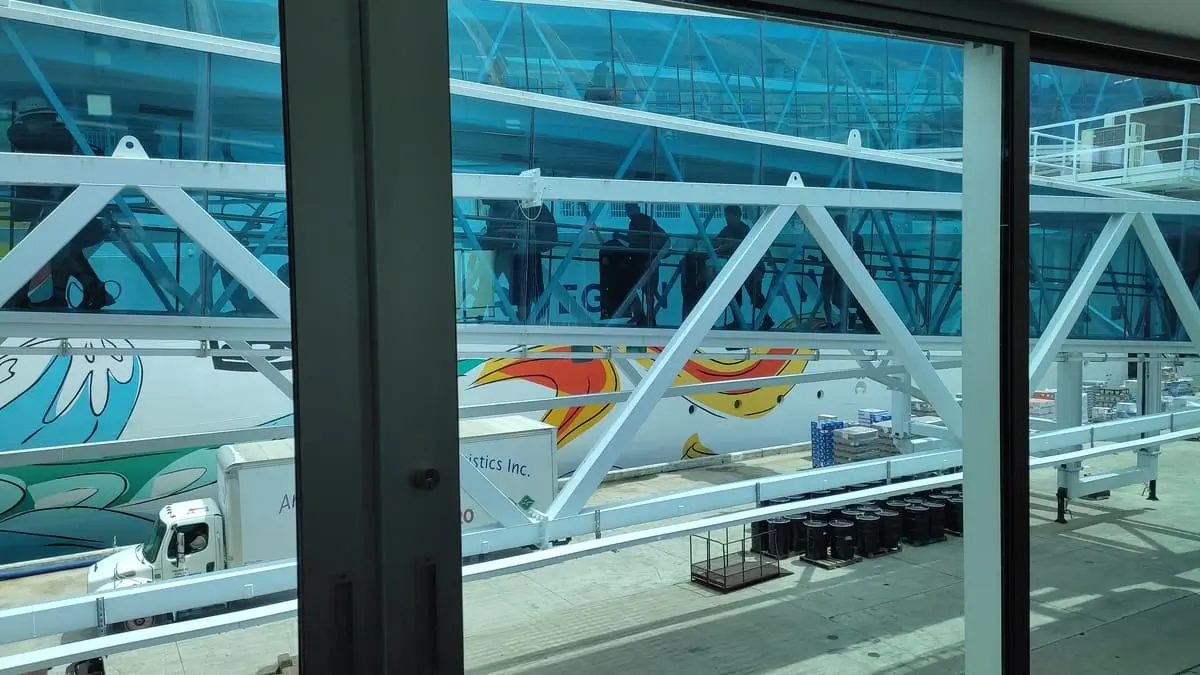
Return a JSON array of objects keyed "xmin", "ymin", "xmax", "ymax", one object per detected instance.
[
  {"xmin": 608, "ymin": 10, "xmax": 689, "ymax": 116},
  {"xmin": 0, "ymin": 20, "xmax": 206, "ymax": 159},
  {"xmin": 25, "ymin": 0, "xmax": 278, "ymax": 44},
  {"xmin": 448, "ymin": 0, "xmax": 529, "ymax": 89},
  {"xmin": 520, "ymin": 4, "xmax": 611, "ymax": 99},
  {"xmin": 210, "ymin": 54, "xmax": 284, "ymax": 164},
  {"xmin": 212, "ymin": 0, "xmax": 279, "ymax": 43}
]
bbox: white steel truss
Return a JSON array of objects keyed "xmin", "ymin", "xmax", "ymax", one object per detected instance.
[
  {"xmin": 1027, "ymin": 211, "xmax": 1200, "ymax": 393},
  {"xmin": 2, "ymin": 148, "xmax": 1200, "ymax": 547}
]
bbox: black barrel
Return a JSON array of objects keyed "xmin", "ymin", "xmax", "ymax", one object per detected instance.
[
  {"xmin": 804, "ymin": 520, "xmax": 829, "ymax": 560},
  {"xmin": 786, "ymin": 514, "xmax": 808, "ymax": 553},
  {"xmin": 829, "ymin": 520, "xmax": 856, "ymax": 560},
  {"xmin": 904, "ymin": 496, "xmax": 926, "ymax": 506},
  {"xmin": 947, "ymin": 497, "xmax": 964, "ymax": 533},
  {"xmin": 829, "ymin": 485, "xmax": 849, "ymax": 495},
  {"xmin": 810, "ymin": 509, "xmax": 833, "ymax": 521},
  {"xmin": 867, "ymin": 479, "xmax": 887, "ymax": 488},
  {"xmin": 839, "ymin": 508, "xmax": 863, "ymax": 522},
  {"xmin": 885, "ymin": 499, "xmax": 909, "ymax": 511},
  {"xmin": 854, "ymin": 514, "xmax": 882, "ymax": 555},
  {"xmin": 859, "ymin": 505, "xmax": 883, "ymax": 515},
  {"xmin": 878, "ymin": 509, "xmax": 902, "ymax": 549},
  {"xmin": 790, "ymin": 493, "xmax": 812, "ymax": 502},
  {"xmin": 922, "ymin": 501, "xmax": 946, "ymax": 539},
  {"xmin": 810, "ymin": 489, "xmax": 834, "ymax": 500},
  {"xmin": 903, "ymin": 504, "xmax": 931, "ymax": 544},
  {"xmin": 924, "ymin": 494, "xmax": 949, "ymax": 507},
  {"xmin": 750, "ymin": 500, "xmax": 771, "ymax": 551},
  {"xmin": 767, "ymin": 517, "xmax": 791, "ymax": 558}
]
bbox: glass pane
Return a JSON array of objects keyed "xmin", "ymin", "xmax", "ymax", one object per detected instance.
[
  {"xmin": 453, "ymin": 2, "xmax": 1008, "ymax": 673},
  {"xmin": 0, "ymin": 1, "xmax": 296, "ymax": 673},
  {"xmin": 1028, "ymin": 63, "xmax": 1200, "ymax": 672}
]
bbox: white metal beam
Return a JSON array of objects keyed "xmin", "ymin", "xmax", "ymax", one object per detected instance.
[
  {"xmin": 0, "ymin": 0, "xmax": 280, "ymax": 63},
  {"xmin": 108, "ymin": 139, "xmax": 291, "ymax": 322},
  {"xmin": 0, "ymin": 559, "xmax": 295, "ymax": 646},
  {"xmin": 0, "ymin": 600, "xmax": 297, "ymax": 675},
  {"xmin": 142, "ymin": 184, "xmax": 291, "ymax": 320},
  {"xmin": 0, "ymin": 311, "xmax": 291, "ymax": 342},
  {"xmin": 227, "ymin": 340, "xmax": 294, "ymax": 399},
  {"xmin": 454, "ymin": 323, "xmax": 1198, "ymax": 356},
  {"xmin": 794, "ymin": 189, "xmax": 964, "ymax": 440},
  {"xmin": 459, "ymin": 455, "xmax": 537, "ymax": 527},
  {"xmin": 1, "ymin": 409, "xmax": 1197, "ymax": 656},
  {"xmin": 1028, "ymin": 213, "xmax": 1137, "ymax": 393},
  {"xmin": 546, "ymin": 174, "xmax": 807, "ymax": 519},
  {"xmin": 458, "ymin": 359, "xmax": 963, "ymax": 419},
  {"xmin": 0, "ymin": 184, "xmax": 120, "ymax": 307},
  {"xmin": 961, "ymin": 43, "xmax": 1003, "ymax": 675},
  {"xmin": 0, "ymin": 150, "xmax": 1194, "ymax": 214},
  {"xmin": 1135, "ymin": 214, "xmax": 1200, "ymax": 351},
  {"xmin": 0, "ymin": 151, "xmax": 286, "ymax": 192},
  {"xmin": 0, "ymin": 425, "xmax": 293, "ymax": 469},
  {"xmin": 454, "ymin": 171, "xmax": 1200, "ymax": 216}
]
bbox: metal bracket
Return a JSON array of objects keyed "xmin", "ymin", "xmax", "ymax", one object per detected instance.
[
  {"xmin": 94, "ymin": 596, "xmax": 107, "ymax": 631},
  {"xmin": 517, "ymin": 168, "xmax": 544, "ymax": 209}
]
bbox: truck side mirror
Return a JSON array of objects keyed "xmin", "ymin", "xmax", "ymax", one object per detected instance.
[{"xmin": 175, "ymin": 531, "xmax": 187, "ymax": 561}]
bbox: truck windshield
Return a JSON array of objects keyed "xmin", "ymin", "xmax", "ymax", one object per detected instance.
[{"xmin": 142, "ymin": 519, "xmax": 168, "ymax": 564}]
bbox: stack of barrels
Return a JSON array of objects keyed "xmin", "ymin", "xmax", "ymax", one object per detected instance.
[{"xmin": 752, "ymin": 478, "xmax": 965, "ymax": 565}]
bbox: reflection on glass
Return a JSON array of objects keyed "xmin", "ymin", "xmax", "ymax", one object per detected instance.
[
  {"xmin": 1028, "ymin": 65, "xmax": 1200, "ymax": 673},
  {"xmin": 454, "ymin": 3, "xmax": 1004, "ymax": 674}
]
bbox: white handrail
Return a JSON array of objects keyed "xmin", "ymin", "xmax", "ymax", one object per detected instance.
[
  {"xmin": 1, "ymin": 410, "xmax": 1198, "ymax": 665},
  {"xmin": 0, "ymin": 600, "xmax": 297, "ymax": 675}
]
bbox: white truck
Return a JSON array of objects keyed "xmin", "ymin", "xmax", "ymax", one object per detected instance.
[
  {"xmin": 85, "ymin": 439, "xmax": 296, "ymax": 625},
  {"xmin": 83, "ymin": 415, "xmax": 555, "ymax": 627},
  {"xmin": 459, "ymin": 415, "xmax": 557, "ymax": 531}
]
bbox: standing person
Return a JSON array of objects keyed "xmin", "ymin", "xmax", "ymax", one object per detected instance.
[
  {"xmin": 818, "ymin": 215, "xmax": 875, "ymax": 332},
  {"xmin": 715, "ymin": 205, "xmax": 772, "ymax": 330},
  {"xmin": 481, "ymin": 199, "xmax": 552, "ymax": 323},
  {"xmin": 620, "ymin": 203, "xmax": 666, "ymax": 327},
  {"xmin": 4, "ymin": 98, "xmax": 112, "ymax": 311},
  {"xmin": 819, "ymin": 214, "xmax": 849, "ymax": 330},
  {"xmin": 584, "ymin": 63, "xmax": 616, "ymax": 103},
  {"xmin": 521, "ymin": 200, "xmax": 557, "ymax": 323}
]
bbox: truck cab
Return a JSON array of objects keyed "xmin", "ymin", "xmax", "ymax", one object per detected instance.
[{"xmin": 87, "ymin": 499, "xmax": 225, "ymax": 594}]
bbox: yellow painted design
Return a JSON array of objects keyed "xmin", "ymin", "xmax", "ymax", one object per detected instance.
[{"xmin": 682, "ymin": 433, "xmax": 717, "ymax": 460}]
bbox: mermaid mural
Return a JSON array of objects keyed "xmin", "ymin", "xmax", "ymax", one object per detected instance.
[{"xmin": 0, "ymin": 337, "xmax": 293, "ymax": 565}]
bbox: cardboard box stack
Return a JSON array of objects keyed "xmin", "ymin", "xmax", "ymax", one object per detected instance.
[
  {"xmin": 858, "ymin": 408, "xmax": 892, "ymax": 425},
  {"xmin": 1030, "ymin": 389, "xmax": 1057, "ymax": 419},
  {"xmin": 810, "ymin": 416, "xmax": 844, "ymax": 468},
  {"xmin": 832, "ymin": 424, "xmax": 900, "ymax": 464},
  {"xmin": 1089, "ymin": 384, "xmax": 1134, "ymax": 422}
]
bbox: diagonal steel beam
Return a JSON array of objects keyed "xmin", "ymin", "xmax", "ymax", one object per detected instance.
[
  {"xmin": 0, "ymin": 184, "xmax": 120, "ymax": 305},
  {"xmin": 227, "ymin": 339, "xmax": 293, "ymax": 399},
  {"xmin": 458, "ymin": 454, "xmax": 536, "ymax": 528},
  {"xmin": 1028, "ymin": 213, "xmax": 1135, "ymax": 393},
  {"xmin": 794, "ymin": 180, "xmax": 963, "ymax": 440},
  {"xmin": 546, "ymin": 174, "xmax": 806, "ymax": 519},
  {"xmin": 1135, "ymin": 214, "xmax": 1200, "ymax": 351},
  {"xmin": 143, "ymin": 186, "xmax": 292, "ymax": 321}
]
